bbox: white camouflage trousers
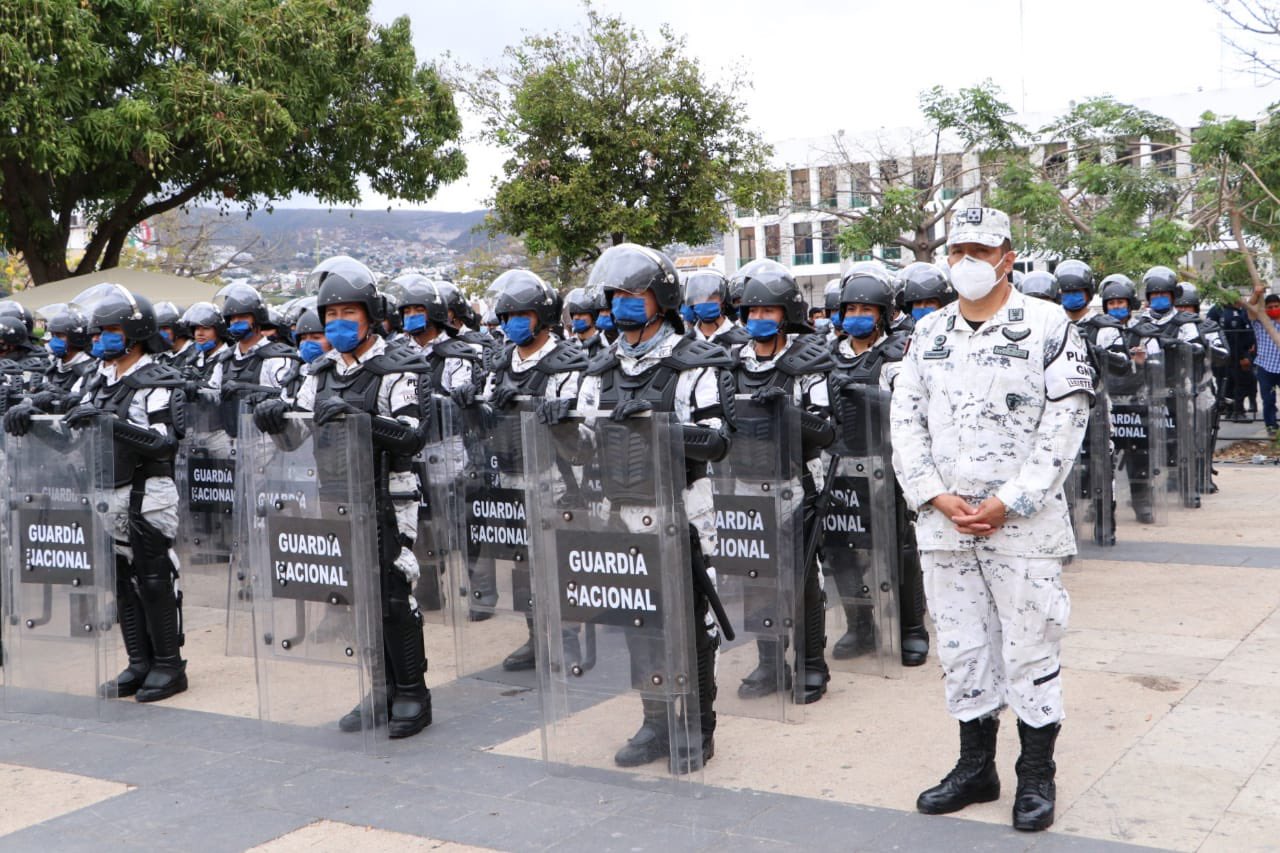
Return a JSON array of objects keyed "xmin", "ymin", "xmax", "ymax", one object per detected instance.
[{"xmin": 921, "ymin": 549, "xmax": 1070, "ymax": 728}]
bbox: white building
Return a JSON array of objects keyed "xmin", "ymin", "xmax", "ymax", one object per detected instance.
[{"xmin": 725, "ymin": 87, "xmax": 1278, "ymax": 306}]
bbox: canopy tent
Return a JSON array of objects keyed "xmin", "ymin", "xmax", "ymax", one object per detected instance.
[{"xmin": 5, "ymin": 268, "xmax": 220, "ymax": 311}]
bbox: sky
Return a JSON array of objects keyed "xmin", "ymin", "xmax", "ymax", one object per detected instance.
[{"xmin": 354, "ymin": 0, "xmax": 1274, "ymax": 212}]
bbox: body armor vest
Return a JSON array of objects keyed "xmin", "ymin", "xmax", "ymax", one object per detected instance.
[
  {"xmin": 83, "ymin": 366, "xmax": 175, "ymax": 488},
  {"xmin": 487, "ymin": 340, "xmax": 586, "ymax": 474},
  {"xmin": 828, "ymin": 333, "xmax": 905, "ymax": 455},
  {"xmin": 218, "ymin": 342, "xmax": 295, "ymax": 438}
]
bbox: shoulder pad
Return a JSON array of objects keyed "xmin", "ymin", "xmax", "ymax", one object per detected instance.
[
  {"xmin": 123, "ymin": 362, "xmax": 188, "ymax": 389},
  {"xmin": 1086, "ymin": 313, "xmax": 1123, "ymax": 330},
  {"xmin": 260, "ymin": 341, "xmax": 301, "ymax": 362},
  {"xmin": 434, "ymin": 337, "xmax": 481, "ymax": 362},
  {"xmin": 718, "ymin": 324, "xmax": 751, "ymax": 346},
  {"xmin": 662, "ymin": 336, "xmax": 734, "ymax": 371},
  {"xmin": 461, "ymin": 330, "xmax": 496, "ymax": 349},
  {"xmin": 309, "ymin": 358, "xmax": 337, "ymax": 375},
  {"xmin": 876, "ymin": 331, "xmax": 910, "ymax": 363},
  {"xmin": 586, "ymin": 348, "xmax": 621, "ymax": 377},
  {"xmin": 1129, "ymin": 321, "xmax": 1162, "ymax": 338},
  {"xmin": 1198, "ymin": 318, "xmax": 1221, "ymax": 333},
  {"xmin": 776, "ymin": 334, "xmax": 836, "ymax": 377},
  {"xmin": 365, "ymin": 348, "xmax": 434, "ymax": 377},
  {"xmin": 537, "ymin": 341, "xmax": 590, "ymax": 375}
]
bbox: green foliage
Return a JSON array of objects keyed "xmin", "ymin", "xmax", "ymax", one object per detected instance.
[
  {"xmin": 453, "ymin": 4, "xmax": 782, "ymax": 277},
  {"xmin": 0, "ymin": 0, "xmax": 466, "ymax": 283}
]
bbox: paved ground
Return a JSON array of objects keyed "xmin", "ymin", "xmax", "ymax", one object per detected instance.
[{"xmin": 1, "ymin": 436, "xmax": 1278, "ymax": 852}]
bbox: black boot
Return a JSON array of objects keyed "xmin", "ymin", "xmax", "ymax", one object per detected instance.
[
  {"xmin": 104, "ymin": 560, "xmax": 152, "ymax": 698},
  {"xmin": 738, "ymin": 637, "xmax": 790, "ymax": 699},
  {"xmin": 1013, "ymin": 720, "xmax": 1060, "ymax": 832},
  {"xmin": 917, "ymin": 716, "xmax": 1002, "ymax": 815},
  {"xmin": 899, "ymin": 546, "xmax": 929, "ymax": 667},
  {"xmin": 797, "ymin": 579, "xmax": 828, "ymax": 704},
  {"xmin": 673, "ymin": 627, "xmax": 718, "ymax": 774},
  {"xmin": 832, "ymin": 605, "xmax": 877, "ymax": 660},
  {"xmin": 385, "ymin": 607, "xmax": 432, "ymax": 739},
  {"xmin": 614, "ymin": 696, "xmax": 670, "ymax": 768},
  {"xmin": 134, "ymin": 555, "xmax": 187, "ymax": 703},
  {"xmin": 340, "ymin": 646, "xmax": 392, "ymax": 733},
  {"xmin": 502, "ymin": 618, "xmax": 536, "ymax": 671},
  {"xmin": 901, "ymin": 624, "xmax": 930, "ymax": 667}
]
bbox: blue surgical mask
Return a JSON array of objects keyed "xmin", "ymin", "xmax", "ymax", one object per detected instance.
[
  {"xmin": 96, "ymin": 331, "xmax": 126, "ymax": 359},
  {"xmin": 911, "ymin": 306, "xmax": 936, "ymax": 322},
  {"xmin": 596, "ymin": 313, "xmax": 615, "ymax": 332},
  {"xmin": 47, "ymin": 337, "xmax": 68, "ymax": 358},
  {"xmin": 611, "ymin": 296, "xmax": 651, "ymax": 330},
  {"xmin": 160, "ymin": 329, "xmax": 173, "ymax": 345},
  {"xmin": 403, "ymin": 313, "xmax": 427, "ymax": 334},
  {"xmin": 502, "ymin": 315, "xmax": 535, "ymax": 346},
  {"xmin": 298, "ymin": 340, "xmax": 326, "ymax": 364},
  {"xmin": 1149, "ymin": 295, "xmax": 1172, "ymax": 313},
  {"xmin": 1107, "ymin": 306, "xmax": 1131, "ymax": 322},
  {"xmin": 814, "ymin": 318, "xmax": 832, "ymax": 333},
  {"xmin": 228, "ymin": 320, "xmax": 253, "ymax": 340},
  {"xmin": 196, "ymin": 339, "xmax": 217, "ymax": 353},
  {"xmin": 842, "ymin": 315, "xmax": 877, "ymax": 339},
  {"xmin": 681, "ymin": 305, "xmax": 696, "ymax": 324},
  {"xmin": 746, "ymin": 318, "xmax": 781, "ymax": 340},
  {"xmin": 1060, "ymin": 291, "xmax": 1088, "ymax": 312},
  {"xmin": 324, "ymin": 318, "xmax": 363, "ymax": 353},
  {"xmin": 693, "ymin": 302, "xmax": 722, "ymax": 323},
  {"xmin": 572, "ymin": 318, "xmax": 590, "ymax": 334}
]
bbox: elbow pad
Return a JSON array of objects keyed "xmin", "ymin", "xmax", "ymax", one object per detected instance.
[
  {"xmin": 800, "ymin": 410, "xmax": 835, "ymax": 456},
  {"xmin": 111, "ymin": 417, "xmax": 177, "ymax": 460},
  {"xmin": 682, "ymin": 424, "xmax": 728, "ymax": 464},
  {"xmin": 371, "ymin": 416, "xmax": 425, "ymax": 455}
]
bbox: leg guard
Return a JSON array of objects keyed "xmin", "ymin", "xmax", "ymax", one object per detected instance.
[
  {"xmin": 898, "ymin": 520, "xmax": 929, "ymax": 667},
  {"xmin": 503, "ymin": 616, "xmax": 537, "ymax": 672},
  {"xmin": 129, "ymin": 512, "xmax": 186, "ymax": 703},
  {"xmin": 106, "ymin": 554, "xmax": 152, "ymax": 698},
  {"xmin": 383, "ymin": 569, "xmax": 431, "ymax": 739},
  {"xmin": 797, "ymin": 565, "xmax": 829, "ymax": 704},
  {"xmin": 737, "ymin": 635, "xmax": 790, "ymax": 699}
]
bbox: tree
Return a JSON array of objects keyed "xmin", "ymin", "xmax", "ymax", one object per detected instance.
[
  {"xmin": 832, "ymin": 81, "xmax": 1025, "ymax": 265},
  {"xmin": 1211, "ymin": 1, "xmax": 1280, "ymax": 80},
  {"xmin": 0, "ymin": 0, "xmax": 466, "ymax": 285},
  {"xmin": 452, "ymin": 4, "xmax": 783, "ymax": 280},
  {"xmin": 991, "ymin": 96, "xmax": 1197, "ymax": 278}
]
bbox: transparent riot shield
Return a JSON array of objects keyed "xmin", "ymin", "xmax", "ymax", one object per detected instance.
[
  {"xmin": 709, "ymin": 397, "xmax": 802, "ymax": 722},
  {"xmin": 240, "ymin": 412, "xmax": 387, "ymax": 754},
  {"xmin": 823, "ymin": 384, "xmax": 902, "ymax": 679},
  {"xmin": 523, "ymin": 411, "xmax": 706, "ymax": 785},
  {"xmin": 412, "ymin": 396, "xmax": 463, "ymax": 627},
  {"xmin": 174, "ymin": 398, "xmax": 236, "ymax": 628},
  {"xmin": 1194, "ymin": 354, "xmax": 1217, "ymax": 498},
  {"xmin": 2, "ymin": 417, "xmax": 117, "ymax": 718},
  {"xmin": 1070, "ymin": 394, "xmax": 1117, "ymax": 549},
  {"xmin": 453, "ymin": 402, "xmax": 539, "ymax": 684},
  {"xmin": 1167, "ymin": 343, "xmax": 1201, "ymax": 510},
  {"xmin": 1106, "ymin": 355, "xmax": 1168, "ymax": 527}
]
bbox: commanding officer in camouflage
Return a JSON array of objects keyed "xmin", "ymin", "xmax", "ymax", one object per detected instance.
[
  {"xmin": 892, "ymin": 208, "xmax": 1092, "ymax": 833},
  {"xmin": 553, "ymin": 243, "xmax": 733, "ymax": 770},
  {"xmin": 726, "ymin": 260, "xmax": 835, "ymax": 704},
  {"xmin": 254, "ymin": 257, "xmax": 434, "ymax": 739}
]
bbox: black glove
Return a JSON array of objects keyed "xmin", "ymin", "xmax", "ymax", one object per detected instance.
[
  {"xmin": 253, "ymin": 399, "xmax": 289, "ymax": 435},
  {"xmin": 449, "ymin": 383, "xmax": 477, "ymax": 409},
  {"xmin": 750, "ymin": 386, "xmax": 789, "ymax": 407},
  {"xmin": 28, "ymin": 390, "xmax": 57, "ymax": 412},
  {"xmin": 490, "ymin": 385, "xmax": 519, "ymax": 410},
  {"xmin": 3, "ymin": 402, "xmax": 36, "ymax": 437},
  {"xmin": 63, "ymin": 404, "xmax": 102, "ymax": 430},
  {"xmin": 609, "ymin": 398, "xmax": 652, "ymax": 422},
  {"xmin": 314, "ymin": 395, "xmax": 359, "ymax": 426},
  {"xmin": 537, "ymin": 397, "xmax": 573, "ymax": 426}
]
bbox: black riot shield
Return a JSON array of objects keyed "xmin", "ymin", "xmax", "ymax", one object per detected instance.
[
  {"xmin": 2, "ymin": 417, "xmax": 117, "ymax": 717},
  {"xmin": 1069, "ymin": 392, "xmax": 1117, "ymax": 548},
  {"xmin": 240, "ymin": 412, "xmax": 387, "ymax": 754},
  {"xmin": 1106, "ymin": 354, "xmax": 1168, "ymax": 526},
  {"xmin": 709, "ymin": 396, "xmax": 802, "ymax": 722},
  {"xmin": 523, "ymin": 411, "xmax": 707, "ymax": 784},
  {"xmin": 174, "ymin": 397, "xmax": 236, "ymax": 618},
  {"xmin": 1167, "ymin": 342, "xmax": 1201, "ymax": 510},
  {"xmin": 454, "ymin": 401, "xmax": 540, "ymax": 683},
  {"xmin": 823, "ymin": 384, "xmax": 902, "ymax": 679}
]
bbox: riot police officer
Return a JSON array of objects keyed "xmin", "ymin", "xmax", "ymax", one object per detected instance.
[
  {"xmin": 826, "ymin": 267, "xmax": 930, "ymax": 667},
  {"xmin": 254, "ymin": 257, "xmax": 434, "ymax": 739},
  {"xmin": 210, "ymin": 284, "xmax": 297, "ymax": 440},
  {"xmin": 565, "ymin": 286, "xmax": 608, "ymax": 358},
  {"xmin": 685, "ymin": 270, "xmax": 750, "ymax": 347},
  {"xmin": 9, "ymin": 285, "xmax": 190, "ymax": 702},
  {"xmin": 393, "ymin": 275, "xmax": 481, "ymax": 397},
  {"xmin": 180, "ymin": 302, "xmax": 230, "ymax": 383},
  {"xmin": 1018, "ymin": 271, "xmax": 1060, "ymax": 304},
  {"xmin": 32, "ymin": 305, "xmax": 97, "ymax": 413},
  {"xmin": 154, "ymin": 301, "xmax": 194, "ymax": 366},
  {"xmin": 899, "ymin": 262, "xmax": 956, "ymax": 325}
]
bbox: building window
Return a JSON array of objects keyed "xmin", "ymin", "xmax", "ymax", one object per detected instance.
[
  {"xmin": 878, "ymin": 159, "xmax": 899, "ymax": 186},
  {"xmin": 818, "ymin": 166, "xmax": 837, "ymax": 208},
  {"xmin": 1043, "ymin": 142, "xmax": 1068, "ymax": 185},
  {"xmin": 1150, "ymin": 132, "xmax": 1177, "ymax": 177},
  {"xmin": 793, "ymin": 222, "xmax": 813, "ymax": 266},
  {"xmin": 820, "ymin": 220, "xmax": 840, "ymax": 263},
  {"xmin": 912, "ymin": 156, "xmax": 934, "ymax": 191},
  {"xmin": 882, "ymin": 246, "xmax": 902, "ymax": 261},
  {"xmin": 941, "ymin": 153, "xmax": 963, "ymax": 199},
  {"xmin": 791, "ymin": 168, "xmax": 811, "ymax": 208},
  {"xmin": 765, "ymin": 224, "xmax": 781, "ymax": 261},
  {"xmin": 738, "ymin": 227, "xmax": 756, "ymax": 263},
  {"xmin": 1114, "ymin": 136, "xmax": 1140, "ymax": 168},
  {"xmin": 848, "ymin": 162, "xmax": 872, "ymax": 207}
]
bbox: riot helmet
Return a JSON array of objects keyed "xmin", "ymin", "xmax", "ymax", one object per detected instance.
[
  {"xmin": 181, "ymin": 302, "xmax": 228, "ymax": 339},
  {"xmin": 1018, "ymin": 270, "xmax": 1060, "ymax": 302},
  {"xmin": 737, "ymin": 259, "xmax": 810, "ymax": 332},
  {"xmin": 838, "ymin": 270, "xmax": 895, "ymax": 336},
  {"xmin": 823, "ymin": 278, "xmax": 843, "ymax": 314},
  {"xmin": 75, "ymin": 283, "xmax": 160, "ymax": 353},
  {"xmin": 1055, "ymin": 259, "xmax": 1094, "ymax": 295},
  {"xmin": 1175, "ymin": 283, "xmax": 1201, "ymax": 310},
  {"xmin": 1141, "ymin": 265, "xmax": 1180, "ymax": 298},
  {"xmin": 312, "ymin": 256, "xmax": 383, "ymax": 323},
  {"xmin": 214, "ymin": 282, "xmax": 269, "ymax": 325},
  {"xmin": 47, "ymin": 305, "xmax": 92, "ymax": 351},
  {"xmin": 396, "ymin": 275, "xmax": 453, "ymax": 336},
  {"xmin": 564, "ymin": 286, "xmax": 604, "ymax": 318},
  {"xmin": 0, "ymin": 301, "xmax": 34, "ymax": 334},
  {"xmin": 294, "ymin": 308, "xmax": 325, "ymax": 337},
  {"xmin": 154, "ymin": 300, "xmax": 190, "ymax": 341},
  {"xmin": 1099, "ymin": 274, "xmax": 1140, "ymax": 320},
  {"xmin": 588, "ymin": 243, "xmax": 682, "ymax": 332},
  {"xmin": 0, "ymin": 316, "xmax": 29, "ymax": 354},
  {"xmin": 899, "ymin": 262, "xmax": 955, "ymax": 309},
  {"xmin": 438, "ymin": 281, "xmax": 478, "ymax": 331},
  {"xmin": 493, "ymin": 269, "xmax": 560, "ymax": 329}
]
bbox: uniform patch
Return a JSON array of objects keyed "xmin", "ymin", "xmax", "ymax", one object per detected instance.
[
  {"xmin": 946, "ymin": 316, "xmax": 956, "ymax": 331},
  {"xmin": 992, "ymin": 344, "xmax": 1029, "ymax": 359},
  {"xmin": 1002, "ymin": 327, "xmax": 1031, "ymax": 342},
  {"xmin": 1006, "ymin": 393, "xmax": 1028, "ymax": 411},
  {"xmin": 923, "ymin": 348, "xmax": 951, "ymax": 360},
  {"xmin": 934, "ymin": 335, "xmax": 947, "ymax": 348},
  {"xmin": 1007, "ymin": 308, "xmax": 1024, "ymax": 322}
]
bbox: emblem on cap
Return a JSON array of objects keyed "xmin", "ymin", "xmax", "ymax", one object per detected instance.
[{"xmin": 965, "ymin": 208, "xmax": 983, "ymax": 223}]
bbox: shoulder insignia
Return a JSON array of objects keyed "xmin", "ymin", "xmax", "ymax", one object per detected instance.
[
  {"xmin": 1002, "ymin": 327, "xmax": 1031, "ymax": 343},
  {"xmin": 1007, "ymin": 307, "xmax": 1024, "ymax": 322}
]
